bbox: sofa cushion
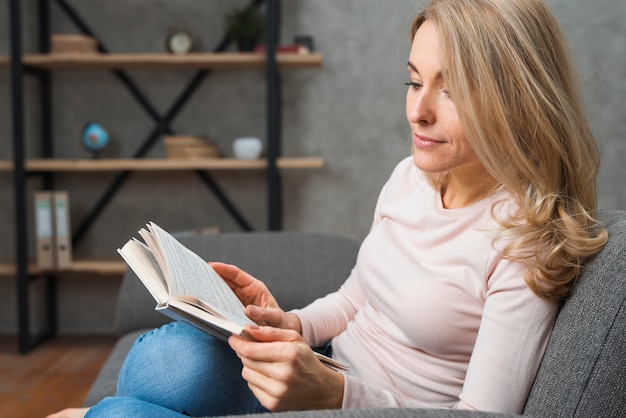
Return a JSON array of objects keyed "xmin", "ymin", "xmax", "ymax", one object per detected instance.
[
  {"xmin": 523, "ymin": 210, "xmax": 626, "ymax": 417},
  {"xmin": 83, "ymin": 329, "xmax": 147, "ymax": 407}
]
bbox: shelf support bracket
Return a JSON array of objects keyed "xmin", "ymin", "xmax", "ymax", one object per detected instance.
[
  {"xmin": 10, "ymin": 0, "xmax": 57, "ymax": 353},
  {"xmin": 266, "ymin": 0, "xmax": 282, "ymax": 230}
]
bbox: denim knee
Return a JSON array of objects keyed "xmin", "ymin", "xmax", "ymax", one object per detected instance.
[
  {"xmin": 116, "ymin": 322, "xmax": 218, "ymax": 405},
  {"xmin": 115, "ymin": 321, "xmax": 264, "ymax": 416}
]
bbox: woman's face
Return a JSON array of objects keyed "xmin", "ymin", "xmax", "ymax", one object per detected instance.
[{"xmin": 406, "ymin": 21, "xmax": 485, "ymax": 178}]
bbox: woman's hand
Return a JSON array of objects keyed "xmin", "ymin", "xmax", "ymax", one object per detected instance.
[
  {"xmin": 229, "ymin": 325, "xmax": 344, "ymax": 411},
  {"xmin": 210, "ymin": 262, "xmax": 301, "ymax": 332},
  {"xmin": 45, "ymin": 408, "xmax": 88, "ymax": 418}
]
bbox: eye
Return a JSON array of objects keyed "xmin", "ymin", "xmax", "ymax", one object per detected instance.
[{"xmin": 404, "ymin": 81, "xmax": 422, "ymax": 90}]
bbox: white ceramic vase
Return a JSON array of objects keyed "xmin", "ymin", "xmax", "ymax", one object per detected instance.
[{"xmin": 232, "ymin": 137, "xmax": 263, "ymax": 159}]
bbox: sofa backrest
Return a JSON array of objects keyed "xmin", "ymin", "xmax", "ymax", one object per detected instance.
[
  {"xmin": 523, "ymin": 210, "xmax": 626, "ymax": 417},
  {"xmin": 114, "ymin": 231, "xmax": 360, "ymax": 335}
]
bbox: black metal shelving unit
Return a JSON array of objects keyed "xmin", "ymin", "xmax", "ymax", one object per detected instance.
[{"xmin": 8, "ymin": 0, "xmax": 285, "ymax": 353}]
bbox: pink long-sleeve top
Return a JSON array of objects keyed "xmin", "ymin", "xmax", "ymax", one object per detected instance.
[{"xmin": 292, "ymin": 157, "xmax": 558, "ymax": 414}]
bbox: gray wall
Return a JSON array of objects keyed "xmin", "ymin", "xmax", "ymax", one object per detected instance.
[{"xmin": 0, "ymin": 0, "xmax": 624, "ymax": 334}]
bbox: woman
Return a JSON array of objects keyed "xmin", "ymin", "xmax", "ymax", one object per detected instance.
[{"xmin": 49, "ymin": 0, "xmax": 607, "ymax": 416}]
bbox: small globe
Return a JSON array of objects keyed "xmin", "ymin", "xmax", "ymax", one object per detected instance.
[{"xmin": 81, "ymin": 123, "xmax": 109, "ymax": 155}]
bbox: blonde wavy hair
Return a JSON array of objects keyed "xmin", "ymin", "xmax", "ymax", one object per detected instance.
[{"xmin": 411, "ymin": 0, "xmax": 607, "ymax": 300}]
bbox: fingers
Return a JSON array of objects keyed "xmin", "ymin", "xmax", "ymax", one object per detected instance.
[
  {"xmin": 229, "ymin": 326, "xmax": 308, "ymax": 389},
  {"xmin": 243, "ymin": 368, "xmax": 293, "ymax": 411},
  {"xmin": 210, "ymin": 262, "xmax": 280, "ymax": 310},
  {"xmin": 230, "ymin": 325, "xmax": 304, "ymax": 363},
  {"xmin": 246, "ymin": 307, "xmax": 302, "ymax": 334},
  {"xmin": 228, "ymin": 325, "xmax": 343, "ymax": 411},
  {"xmin": 247, "ymin": 305, "xmax": 284, "ymax": 327},
  {"xmin": 238, "ymin": 323, "xmax": 302, "ymax": 345},
  {"xmin": 209, "ymin": 262, "xmax": 252, "ymax": 285}
]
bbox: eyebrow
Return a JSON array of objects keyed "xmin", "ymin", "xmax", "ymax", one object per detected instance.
[{"xmin": 407, "ymin": 61, "xmax": 443, "ymax": 80}]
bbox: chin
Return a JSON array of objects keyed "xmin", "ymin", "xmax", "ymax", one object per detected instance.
[{"xmin": 411, "ymin": 152, "xmax": 445, "ymax": 174}]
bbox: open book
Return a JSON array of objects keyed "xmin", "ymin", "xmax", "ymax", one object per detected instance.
[{"xmin": 117, "ymin": 222, "xmax": 348, "ymax": 372}]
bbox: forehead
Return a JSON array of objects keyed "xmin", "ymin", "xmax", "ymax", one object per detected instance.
[
  {"xmin": 413, "ymin": 20, "xmax": 439, "ymax": 47},
  {"xmin": 408, "ymin": 20, "xmax": 441, "ymax": 71}
]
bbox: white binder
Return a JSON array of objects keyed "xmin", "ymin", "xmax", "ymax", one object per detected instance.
[
  {"xmin": 34, "ymin": 191, "xmax": 55, "ymax": 269},
  {"xmin": 52, "ymin": 191, "xmax": 72, "ymax": 269}
]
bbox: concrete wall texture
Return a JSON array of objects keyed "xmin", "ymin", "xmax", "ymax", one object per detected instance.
[{"xmin": 0, "ymin": 0, "xmax": 624, "ymax": 333}]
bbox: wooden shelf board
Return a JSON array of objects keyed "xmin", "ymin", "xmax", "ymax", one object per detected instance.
[
  {"xmin": 0, "ymin": 52, "xmax": 323, "ymax": 70},
  {"xmin": 0, "ymin": 259, "xmax": 127, "ymax": 276},
  {"xmin": 0, "ymin": 157, "xmax": 324, "ymax": 172}
]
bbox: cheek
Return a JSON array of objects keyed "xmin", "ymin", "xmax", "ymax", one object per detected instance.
[
  {"xmin": 449, "ymin": 131, "xmax": 480, "ymax": 165},
  {"xmin": 446, "ymin": 123, "xmax": 467, "ymax": 145},
  {"xmin": 440, "ymin": 106, "xmax": 467, "ymax": 143}
]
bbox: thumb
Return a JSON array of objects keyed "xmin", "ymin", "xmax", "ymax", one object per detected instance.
[
  {"xmin": 244, "ymin": 323, "xmax": 302, "ymax": 344},
  {"xmin": 247, "ymin": 305, "xmax": 285, "ymax": 327}
]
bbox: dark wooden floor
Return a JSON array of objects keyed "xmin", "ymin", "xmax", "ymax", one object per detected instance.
[{"xmin": 0, "ymin": 335, "xmax": 116, "ymax": 418}]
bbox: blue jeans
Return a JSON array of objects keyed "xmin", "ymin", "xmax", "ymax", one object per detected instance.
[{"xmin": 86, "ymin": 322, "xmax": 268, "ymax": 417}]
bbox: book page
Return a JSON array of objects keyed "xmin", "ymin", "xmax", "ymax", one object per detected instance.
[
  {"xmin": 148, "ymin": 222, "xmax": 253, "ymax": 327},
  {"xmin": 117, "ymin": 238, "xmax": 169, "ymax": 305},
  {"xmin": 138, "ymin": 227, "xmax": 171, "ymax": 290}
]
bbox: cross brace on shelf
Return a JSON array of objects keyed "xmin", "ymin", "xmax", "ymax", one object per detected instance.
[{"xmin": 53, "ymin": 0, "xmax": 271, "ymax": 244}]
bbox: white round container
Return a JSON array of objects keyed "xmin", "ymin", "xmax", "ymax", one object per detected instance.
[{"xmin": 233, "ymin": 137, "xmax": 263, "ymax": 159}]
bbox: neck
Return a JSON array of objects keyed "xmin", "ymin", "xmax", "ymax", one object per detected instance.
[{"xmin": 441, "ymin": 168, "xmax": 498, "ymax": 209}]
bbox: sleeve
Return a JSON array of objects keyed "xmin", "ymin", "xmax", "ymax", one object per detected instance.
[
  {"xmin": 290, "ymin": 268, "xmax": 366, "ymax": 347},
  {"xmin": 291, "ymin": 168, "xmax": 397, "ymax": 347},
  {"xmin": 340, "ymin": 258, "xmax": 558, "ymax": 414},
  {"xmin": 456, "ymin": 258, "xmax": 558, "ymax": 413}
]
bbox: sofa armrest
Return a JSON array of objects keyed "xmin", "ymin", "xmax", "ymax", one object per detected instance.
[{"xmin": 523, "ymin": 209, "xmax": 626, "ymax": 417}]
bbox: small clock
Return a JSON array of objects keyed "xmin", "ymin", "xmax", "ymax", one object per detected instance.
[{"xmin": 166, "ymin": 27, "xmax": 194, "ymax": 55}]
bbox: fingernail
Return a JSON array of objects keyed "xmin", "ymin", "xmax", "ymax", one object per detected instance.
[
  {"xmin": 249, "ymin": 306, "xmax": 257, "ymax": 317},
  {"xmin": 247, "ymin": 323, "xmax": 260, "ymax": 330}
]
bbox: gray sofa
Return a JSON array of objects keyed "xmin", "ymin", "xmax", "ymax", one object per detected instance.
[{"xmin": 84, "ymin": 210, "xmax": 626, "ymax": 417}]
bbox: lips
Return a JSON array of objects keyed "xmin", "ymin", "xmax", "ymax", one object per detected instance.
[{"xmin": 413, "ymin": 133, "xmax": 444, "ymax": 149}]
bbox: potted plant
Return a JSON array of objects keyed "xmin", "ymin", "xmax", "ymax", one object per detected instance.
[{"xmin": 226, "ymin": 7, "xmax": 265, "ymax": 52}]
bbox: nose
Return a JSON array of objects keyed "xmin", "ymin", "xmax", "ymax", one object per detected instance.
[{"xmin": 407, "ymin": 89, "xmax": 435, "ymax": 125}]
